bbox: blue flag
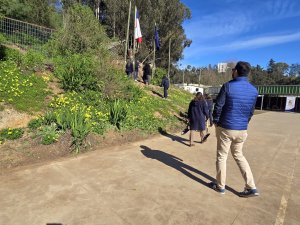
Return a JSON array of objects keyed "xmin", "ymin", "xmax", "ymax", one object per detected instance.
[{"xmin": 154, "ymin": 26, "xmax": 160, "ymax": 50}]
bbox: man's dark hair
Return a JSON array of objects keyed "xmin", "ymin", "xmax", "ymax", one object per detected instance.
[{"xmin": 234, "ymin": 61, "xmax": 251, "ymax": 76}]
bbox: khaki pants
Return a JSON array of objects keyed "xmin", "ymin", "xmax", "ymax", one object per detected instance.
[{"xmin": 215, "ymin": 126, "xmax": 256, "ymax": 189}]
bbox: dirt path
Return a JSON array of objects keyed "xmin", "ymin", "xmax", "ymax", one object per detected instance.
[{"xmin": 0, "ymin": 111, "xmax": 299, "ymax": 225}]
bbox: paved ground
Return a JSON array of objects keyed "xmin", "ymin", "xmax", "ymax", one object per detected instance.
[{"xmin": 0, "ymin": 111, "xmax": 299, "ymax": 225}]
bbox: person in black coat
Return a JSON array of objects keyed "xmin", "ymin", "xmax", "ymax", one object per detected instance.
[
  {"xmin": 125, "ymin": 60, "xmax": 133, "ymax": 78},
  {"xmin": 188, "ymin": 92, "xmax": 209, "ymax": 146},
  {"xmin": 134, "ymin": 60, "xmax": 139, "ymax": 81},
  {"xmin": 204, "ymin": 94, "xmax": 214, "ymax": 127},
  {"xmin": 143, "ymin": 62, "xmax": 152, "ymax": 85},
  {"xmin": 161, "ymin": 75, "xmax": 170, "ymax": 98}
]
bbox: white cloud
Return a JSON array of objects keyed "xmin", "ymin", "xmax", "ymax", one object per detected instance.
[
  {"xmin": 186, "ymin": 32, "xmax": 300, "ymax": 57},
  {"xmin": 184, "ymin": 0, "xmax": 300, "ymax": 40},
  {"xmin": 185, "ymin": 13, "xmax": 252, "ymax": 40},
  {"xmin": 263, "ymin": 0, "xmax": 300, "ymax": 18}
]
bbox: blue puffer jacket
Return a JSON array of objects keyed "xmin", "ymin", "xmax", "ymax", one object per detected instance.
[{"xmin": 212, "ymin": 76, "xmax": 258, "ymax": 130}]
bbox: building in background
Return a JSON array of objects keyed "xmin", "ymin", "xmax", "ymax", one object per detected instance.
[
  {"xmin": 217, "ymin": 63, "xmax": 228, "ymax": 73},
  {"xmin": 174, "ymin": 83, "xmax": 206, "ymax": 94}
]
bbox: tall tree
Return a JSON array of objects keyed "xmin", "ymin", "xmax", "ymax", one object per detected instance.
[
  {"xmin": 289, "ymin": 63, "xmax": 300, "ymax": 77},
  {"xmin": 0, "ymin": 0, "xmax": 62, "ymax": 28}
]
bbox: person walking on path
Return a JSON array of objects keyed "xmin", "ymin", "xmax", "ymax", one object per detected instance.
[
  {"xmin": 204, "ymin": 94, "xmax": 214, "ymax": 127},
  {"xmin": 161, "ymin": 75, "xmax": 170, "ymax": 99},
  {"xmin": 187, "ymin": 92, "xmax": 209, "ymax": 147},
  {"xmin": 211, "ymin": 61, "xmax": 259, "ymax": 197}
]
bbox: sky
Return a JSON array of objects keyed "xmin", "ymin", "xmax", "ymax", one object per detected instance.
[{"xmin": 179, "ymin": 0, "xmax": 300, "ymax": 68}]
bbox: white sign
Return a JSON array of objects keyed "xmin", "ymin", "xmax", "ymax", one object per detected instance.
[
  {"xmin": 285, "ymin": 96, "xmax": 296, "ymax": 111},
  {"xmin": 218, "ymin": 63, "xmax": 227, "ymax": 73}
]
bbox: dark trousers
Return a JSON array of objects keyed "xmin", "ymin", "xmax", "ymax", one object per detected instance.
[
  {"xmin": 208, "ymin": 110, "xmax": 213, "ymax": 126},
  {"xmin": 163, "ymin": 88, "xmax": 168, "ymax": 98}
]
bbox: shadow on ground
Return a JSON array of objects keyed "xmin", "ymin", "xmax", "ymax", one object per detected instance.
[
  {"xmin": 151, "ymin": 90, "xmax": 163, "ymax": 98},
  {"xmin": 140, "ymin": 145, "xmax": 239, "ymax": 195},
  {"xmin": 158, "ymin": 127, "xmax": 190, "ymax": 147}
]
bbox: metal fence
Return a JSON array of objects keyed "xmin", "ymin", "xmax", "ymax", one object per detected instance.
[{"xmin": 0, "ymin": 16, "xmax": 54, "ymax": 51}]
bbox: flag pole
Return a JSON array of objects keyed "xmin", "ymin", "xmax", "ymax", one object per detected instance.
[
  {"xmin": 152, "ymin": 22, "xmax": 156, "ymax": 78},
  {"xmin": 133, "ymin": 6, "xmax": 137, "ymax": 75},
  {"xmin": 124, "ymin": 1, "xmax": 131, "ymax": 63},
  {"xmin": 168, "ymin": 37, "xmax": 171, "ymax": 80}
]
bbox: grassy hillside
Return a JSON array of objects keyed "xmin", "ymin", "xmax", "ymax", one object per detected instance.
[
  {"xmin": 0, "ymin": 5, "xmax": 194, "ymax": 170},
  {"xmin": 0, "ymin": 45, "xmax": 193, "ymax": 151}
]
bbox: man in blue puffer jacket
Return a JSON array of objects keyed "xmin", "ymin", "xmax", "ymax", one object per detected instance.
[{"xmin": 210, "ymin": 61, "xmax": 259, "ymax": 197}]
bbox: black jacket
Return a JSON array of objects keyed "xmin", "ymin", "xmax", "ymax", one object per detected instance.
[{"xmin": 161, "ymin": 76, "xmax": 169, "ymax": 89}]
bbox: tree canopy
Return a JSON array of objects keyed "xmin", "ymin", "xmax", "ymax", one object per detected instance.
[{"xmin": 1, "ymin": 0, "xmax": 299, "ymax": 86}]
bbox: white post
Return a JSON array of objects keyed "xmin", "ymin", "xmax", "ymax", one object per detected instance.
[
  {"xmin": 198, "ymin": 68, "xmax": 202, "ymax": 87},
  {"xmin": 133, "ymin": 6, "xmax": 137, "ymax": 75},
  {"xmin": 168, "ymin": 38, "xmax": 171, "ymax": 79},
  {"xmin": 152, "ymin": 22, "xmax": 156, "ymax": 78},
  {"xmin": 124, "ymin": 1, "xmax": 131, "ymax": 63}
]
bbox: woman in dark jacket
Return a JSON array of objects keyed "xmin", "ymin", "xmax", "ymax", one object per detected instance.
[
  {"xmin": 188, "ymin": 92, "xmax": 209, "ymax": 146},
  {"xmin": 204, "ymin": 94, "xmax": 214, "ymax": 127}
]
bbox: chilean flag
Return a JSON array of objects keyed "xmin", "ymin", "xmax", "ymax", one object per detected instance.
[{"xmin": 134, "ymin": 7, "xmax": 142, "ymax": 43}]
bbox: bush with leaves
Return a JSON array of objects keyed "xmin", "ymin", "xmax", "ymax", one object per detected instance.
[
  {"xmin": 152, "ymin": 67, "xmax": 167, "ymax": 86},
  {"xmin": 0, "ymin": 33, "xmax": 6, "ymax": 44},
  {"xmin": 46, "ymin": 4, "xmax": 109, "ymax": 57},
  {"xmin": 28, "ymin": 117, "xmax": 44, "ymax": 130},
  {"xmin": 38, "ymin": 123, "xmax": 62, "ymax": 145},
  {"xmin": 0, "ymin": 127, "xmax": 24, "ymax": 140},
  {"xmin": 54, "ymin": 53, "xmax": 99, "ymax": 92},
  {"xmin": 109, "ymin": 99, "xmax": 127, "ymax": 130},
  {"xmin": 0, "ymin": 46, "xmax": 23, "ymax": 65},
  {"xmin": 0, "ymin": 60, "xmax": 48, "ymax": 112},
  {"xmin": 22, "ymin": 49, "xmax": 45, "ymax": 72},
  {"xmin": 53, "ymin": 106, "xmax": 92, "ymax": 152}
]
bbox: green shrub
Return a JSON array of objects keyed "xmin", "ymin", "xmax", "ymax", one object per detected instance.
[
  {"xmin": 69, "ymin": 107, "xmax": 92, "ymax": 153},
  {"xmin": 0, "ymin": 46, "xmax": 23, "ymax": 65},
  {"xmin": 0, "ymin": 128, "xmax": 24, "ymax": 140},
  {"xmin": 22, "ymin": 49, "xmax": 45, "ymax": 71},
  {"xmin": 43, "ymin": 110, "xmax": 57, "ymax": 125},
  {"xmin": 28, "ymin": 118, "xmax": 43, "ymax": 130},
  {"xmin": 46, "ymin": 4, "xmax": 109, "ymax": 56},
  {"xmin": 0, "ymin": 136, "xmax": 5, "ymax": 145},
  {"xmin": 38, "ymin": 123, "xmax": 62, "ymax": 145},
  {"xmin": 54, "ymin": 54, "xmax": 99, "ymax": 92},
  {"xmin": 152, "ymin": 67, "xmax": 167, "ymax": 86},
  {"xmin": 124, "ymin": 83, "xmax": 144, "ymax": 102},
  {"xmin": 0, "ymin": 33, "xmax": 6, "ymax": 44},
  {"xmin": 109, "ymin": 100, "xmax": 127, "ymax": 130},
  {"xmin": 91, "ymin": 122, "xmax": 110, "ymax": 135},
  {"xmin": 52, "ymin": 105, "xmax": 92, "ymax": 152},
  {"xmin": 50, "ymin": 92, "xmax": 110, "ymax": 136},
  {"xmin": 0, "ymin": 61, "xmax": 48, "ymax": 112}
]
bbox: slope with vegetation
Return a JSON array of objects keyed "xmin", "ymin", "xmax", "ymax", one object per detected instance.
[{"xmin": 0, "ymin": 4, "xmax": 193, "ymax": 170}]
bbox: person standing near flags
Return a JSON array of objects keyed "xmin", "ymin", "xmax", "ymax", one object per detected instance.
[
  {"xmin": 134, "ymin": 59, "xmax": 139, "ymax": 81},
  {"xmin": 125, "ymin": 60, "xmax": 133, "ymax": 78},
  {"xmin": 143, "ymin": 61, "xmax": 152, "ymax": 85}
]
